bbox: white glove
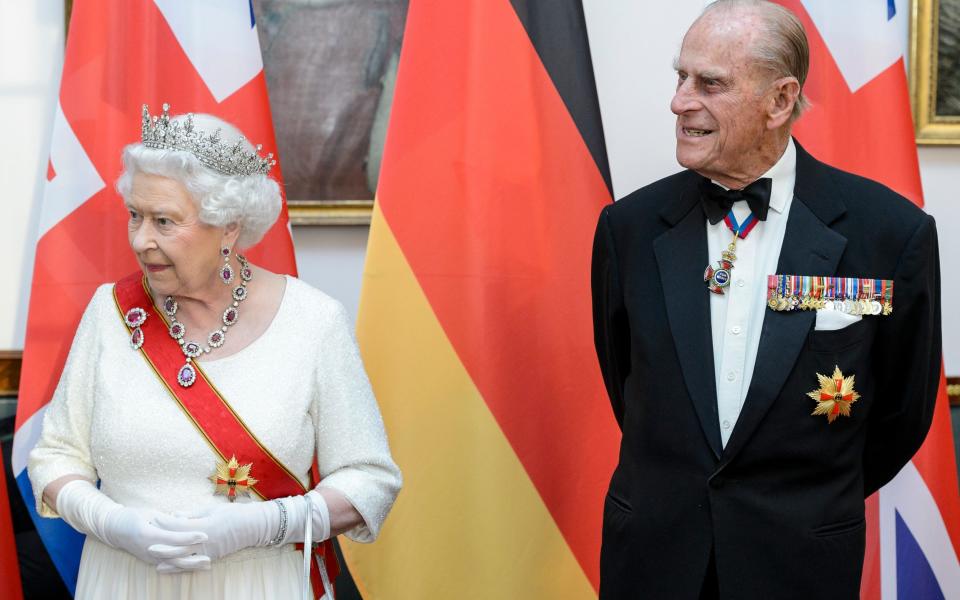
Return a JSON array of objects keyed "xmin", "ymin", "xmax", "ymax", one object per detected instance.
[
  {"xmin": 154, "ymin": 500, "xmax": 276, "ymax": 564},
  {"xmin": 154, "ymin": 490, "xmax": 331, "ymax": 565},
  {"xmin": 55, "ymin": 480, "xmax": 210, "ymax": 572},
  {"xmin": 284, "ymin": 490, "xmax": 332, "ymax": 545}
]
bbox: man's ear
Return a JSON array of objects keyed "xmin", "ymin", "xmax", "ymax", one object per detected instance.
[{"xmin": 767, "ymin": 77, "xmax": 800, "ymax": 129}]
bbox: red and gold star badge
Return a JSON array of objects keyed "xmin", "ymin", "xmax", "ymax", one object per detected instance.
[
  {"xmin": 210, "ymin": 456, "xmax": 258, "ymax": 501},
  {"xmin": 807, "ymin": 366, "xmax": 860, "ymax": 423}
]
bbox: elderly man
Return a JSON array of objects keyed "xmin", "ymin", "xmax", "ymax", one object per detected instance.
[{"xmin": 591, "ymin": 1, "xmax": 941, "ymax": 598}]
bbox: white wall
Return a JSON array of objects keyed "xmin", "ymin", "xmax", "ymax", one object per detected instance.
[
  {"xmin": 292, "ymin": 226, "xmax": 369, "ymax": 323},
  {"xmin": 0, "ymin": 0, "xmax": 63, "ymax": 348},
  {"xmin": 918, "ymin": 146, "xmax": 960, "ymax": 374},
  {"xmin": 4, "ymin": 0, "xmax": 959, "ymax": 376}
]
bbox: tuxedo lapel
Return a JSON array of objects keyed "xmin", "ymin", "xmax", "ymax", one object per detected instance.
[
  {"xmin": 654, "ymin": 181, "xmax": 723, "ymax": 459},
  {"xmin": 720, "ymin": 142, "xmax": 848, "ymax": 464}
]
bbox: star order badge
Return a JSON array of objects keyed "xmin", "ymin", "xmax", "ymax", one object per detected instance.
[
  {"xmin": 807, "ymin": 366, "xmax": 860, "ymax": 423},
  {"xmin": 210, "ymin": 456, "xmax": 258, "ymax": 501}
]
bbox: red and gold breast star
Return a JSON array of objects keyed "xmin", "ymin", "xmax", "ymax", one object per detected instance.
[
  {"xmin": 807, "ymin": 366, "xmax": 860, "ymax": 423},
  {"xmin": 209, "ymin": 456, "xmax": 258, "ymax": 501}
]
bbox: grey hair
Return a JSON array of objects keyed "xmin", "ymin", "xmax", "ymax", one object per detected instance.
[
  {"xmin": 702, "ymin": 0, "xmax": 810, "ymax": 120},
  {"xmin": 115, "ymin": 113, "xmax": 282, "ymax": 249}
]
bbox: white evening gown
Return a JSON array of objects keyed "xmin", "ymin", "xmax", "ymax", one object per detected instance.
[{"xmin": 28, "ymin": 276, "xmax": 402, "ymax": 600}]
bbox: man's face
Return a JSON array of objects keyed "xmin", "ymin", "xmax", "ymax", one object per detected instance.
[{"xmin": 671, "ymin": 14, "xmax": 772, "ymax": 185}]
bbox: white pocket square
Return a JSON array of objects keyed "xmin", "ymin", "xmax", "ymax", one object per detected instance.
[{"xmin": 814, "ymin": 309, "xmax": 862, "ymax": 331}]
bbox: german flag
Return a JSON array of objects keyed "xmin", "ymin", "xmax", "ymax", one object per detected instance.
[{"xmin": 343, "ymin": 0, "xmax": 618, "ymax": 597}]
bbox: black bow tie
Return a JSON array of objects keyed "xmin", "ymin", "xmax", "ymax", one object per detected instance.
[{"xmin": 699, "ymin": 177, "xmax": 773, "ymax": 225}]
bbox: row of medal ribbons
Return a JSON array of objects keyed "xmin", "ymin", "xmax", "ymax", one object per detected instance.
[{"xmin": 766, "ymin": 274, "xmax": 894, "ymax": 315}]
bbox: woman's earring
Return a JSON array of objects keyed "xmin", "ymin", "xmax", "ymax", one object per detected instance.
[{"xmin": 219, "ymin": 246, "xmax": 235, "ymax": 285}]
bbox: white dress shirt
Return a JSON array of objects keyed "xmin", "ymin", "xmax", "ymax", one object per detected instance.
[{"xmin": 708, "ymin": 139, "xmax": 797, "ymax": 447}]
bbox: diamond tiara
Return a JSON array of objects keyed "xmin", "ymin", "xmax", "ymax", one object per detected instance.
[{"xmin": 140, "ymin": 103, "xmax": 276, "ymax": 177}]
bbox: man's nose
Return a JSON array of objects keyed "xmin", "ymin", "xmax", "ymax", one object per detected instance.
[{"xmin": 670, "ymin": 80, "xmax": 698, "ymax": 115}]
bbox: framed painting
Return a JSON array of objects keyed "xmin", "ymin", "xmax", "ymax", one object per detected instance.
[
  {"xmin": 255, "ymin": 0, "xmax": 408, "ymax": 224},
  {"xmin": 911, "ymin": 0, "xmax": 960, "ymax": 144}
]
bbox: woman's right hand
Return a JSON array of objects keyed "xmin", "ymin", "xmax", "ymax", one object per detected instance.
[
  {"xmin": 101, "ymin": 505, "xmax": 211, "ymax": 570},
  {"xmin": 53, "ymin": 479, "xmax": 211, "ymax": 572}
]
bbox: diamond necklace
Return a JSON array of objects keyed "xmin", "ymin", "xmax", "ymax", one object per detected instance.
[{"xmin": 165, "ymin": 254, "xmax": 252, "ymax": 387}]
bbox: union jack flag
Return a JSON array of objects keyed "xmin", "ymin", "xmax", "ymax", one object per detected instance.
[
  {"xmin": 777, "ymin": 1, "xmax": 960, "ymax": 597},
  {"xmin": 12, "ymin": 0, "xmax": 297, "ymax": 593}
]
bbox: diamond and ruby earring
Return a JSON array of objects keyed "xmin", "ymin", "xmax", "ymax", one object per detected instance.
[{"xmin": 219, "ymin": 246, "xmax": 234, "ymax": 284}]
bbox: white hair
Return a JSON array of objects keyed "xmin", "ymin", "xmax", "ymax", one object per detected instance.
[{"xmin": 115, "ymin": 113, "xmax": 282, "ymax": 249}]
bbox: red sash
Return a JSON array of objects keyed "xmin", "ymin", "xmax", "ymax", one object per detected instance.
[{"xmin": 113, "ymin": 272, "xmax": 339, "ymax": 594}]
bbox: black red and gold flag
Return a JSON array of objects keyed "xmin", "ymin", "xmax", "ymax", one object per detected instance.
[{"xmin": 346, "ymin": 0, "xmax": 618, "ymax": 597}]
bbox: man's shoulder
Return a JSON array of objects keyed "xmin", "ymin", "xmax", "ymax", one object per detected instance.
[
  {"xmin": 802, "ymin": 151, "xmax": 928, "ymax": 230},
  {"xmin": 605, "ymin": 169, "xmax": 699, "ymax": 222}
]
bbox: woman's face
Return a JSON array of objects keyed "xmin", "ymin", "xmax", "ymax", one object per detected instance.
[{"xmin": 126, "ymin": 172, "xmax": 236, "ymax": 298}]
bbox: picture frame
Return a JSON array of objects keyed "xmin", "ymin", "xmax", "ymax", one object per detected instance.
[
  {"xmin": 256, "ymin": 0, "xmax": 407, "ymax": 225},
  {"xmin": 64, "ymin": 0, "xmax": 404, "ymax": 225},
  {"xmin": 910, "ymin": 0, "xmax": 960, "ymax": 144}
]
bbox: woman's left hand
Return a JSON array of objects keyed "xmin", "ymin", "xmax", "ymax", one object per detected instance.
[
  {"xmin": 153, "ymin": 501, "xmax": 278, "ymax": 565},
  {"xmin": 152, "ymin": 488, "xmax": 357, "ymax": 572}
]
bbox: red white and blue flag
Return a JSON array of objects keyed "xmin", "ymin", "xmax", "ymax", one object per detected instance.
[
  {"xmin": 1, "ymin": 443, "xmax": 23, "ymax": 599},
  {"xmin": 12, "ymin": 0, "xmax": 297, "ymax": 593},
  {"xmin": 776, "ymin": 1, "xmax": 960, "ymax": 598}
]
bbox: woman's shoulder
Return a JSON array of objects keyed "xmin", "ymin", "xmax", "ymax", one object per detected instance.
[
  {"xmin": 93, "ymin": 282, "xmax": 115, "ymax": 298},
  {"xmin": 60, "ymin": 282, "xmax": 125, "ymax": 346},
  {"xmin": 87, "ymin": 282, "xmax": 121, "ymax": 318},
  {"xmin": 281, "ymin": 275, "xmax": 351, "ymax": 324}
]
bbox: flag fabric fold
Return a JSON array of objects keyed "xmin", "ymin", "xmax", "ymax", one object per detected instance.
[
  {"xmin": 1, "ymin": 444, "xmax": 24, "ymax": 600},
  {"xmin": 775, "ymin": 1, "xmax": 960, "ymax": 598},
  {"xmin": 346, "ymin": 0, "xmax": 618, "ymax": 597},
  {"xmin": 13, "ymin": 0, "xmax": 296, "ymax": 593}
]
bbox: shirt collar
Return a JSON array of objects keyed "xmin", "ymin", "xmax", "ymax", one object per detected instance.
[
  {"xmin": 761, "ymin": 138, "xmax": 796, "ymax": 215},
  {"xmin": 709, "ymin": 138, "xmax": 797, "ymax": 215}
]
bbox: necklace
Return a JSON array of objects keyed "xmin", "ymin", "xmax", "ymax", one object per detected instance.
[
  {"xmin": 165, "ymin": 254, "xmax": 253, "ymax": 387},
  {"xmin": 703, "ymin": 211, "xmax": 759, "ymax": 295}
]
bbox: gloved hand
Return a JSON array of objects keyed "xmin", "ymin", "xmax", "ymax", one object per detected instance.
[
  {"xmin": 154, "ymin": 490, "xmax": 331, "ymax": 565},
  {"xmin": 154, "ymin": 500, "xmax": 278, "ymax": 563},
  {"xmin": 55, "ymin": 480, "xmax": 210, "ymax": 572}
]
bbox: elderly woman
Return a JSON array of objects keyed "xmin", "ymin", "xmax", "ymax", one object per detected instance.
[{"xmin": 27, "ymin": 104, "xmax": 401, "ymax": 599}]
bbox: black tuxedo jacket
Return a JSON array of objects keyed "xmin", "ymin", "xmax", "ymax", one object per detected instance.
[{"xmin": 591, "ymin": 142, "xmax": 941, "ymax": 600}]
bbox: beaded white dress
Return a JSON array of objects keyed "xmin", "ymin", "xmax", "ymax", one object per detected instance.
[{"xmin": 28, "ymin": 276, "xmax": 402, "ymax": 600}]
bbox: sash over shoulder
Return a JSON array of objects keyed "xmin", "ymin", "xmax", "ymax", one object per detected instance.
[{"xmin": 112, "ymin": 271, "xmax": 338, "ymax": 594}]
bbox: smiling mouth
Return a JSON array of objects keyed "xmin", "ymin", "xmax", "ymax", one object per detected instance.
[{"xmin": 682, "ymin": 127, "xmax": 714, "ymax": 137}]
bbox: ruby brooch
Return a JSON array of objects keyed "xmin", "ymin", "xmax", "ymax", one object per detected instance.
[{"xmin": 124, "ymin": 307, "xmax": 148, "ymax": 350}]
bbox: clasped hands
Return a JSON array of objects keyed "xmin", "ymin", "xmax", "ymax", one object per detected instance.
[
  {"xmin": 54, "ymin": 480, "xmax": 332, "ymax": 575},
  {"xmin": 138, "ymin": 501, "xmax": 280, "ymax": 574}
]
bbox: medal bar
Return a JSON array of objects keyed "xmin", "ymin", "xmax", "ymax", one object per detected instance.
[{"xmin": 766, "ymin": 275, "xmax": 893, "ymax": 315}]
